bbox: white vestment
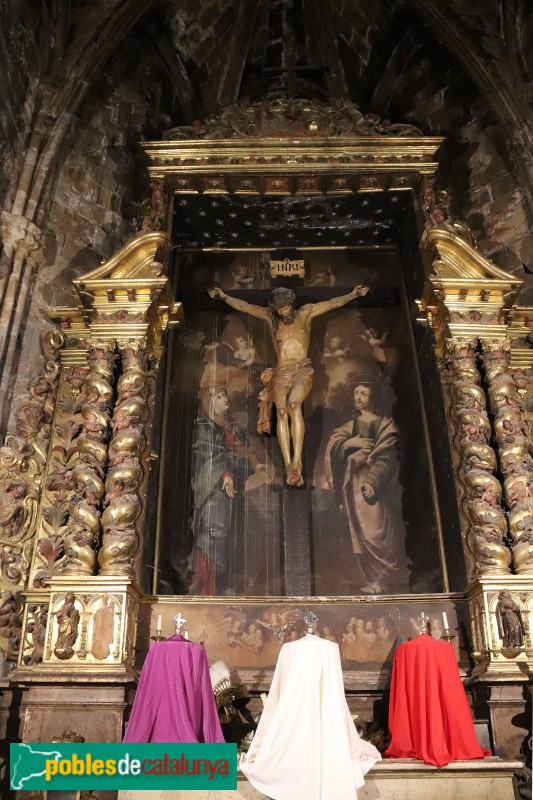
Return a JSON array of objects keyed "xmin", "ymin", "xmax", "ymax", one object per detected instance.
[{"xmin": 240, "ymin": 633, "xmax": 381, "ymax": 800}]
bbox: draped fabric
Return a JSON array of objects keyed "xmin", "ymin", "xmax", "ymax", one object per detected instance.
[
  {"xmin": 384, "ymin": 634, "xmax": 490, "ymax": 767},
  {"xmin": 240, "ymin": 634, "xmax": 381, "ymax": 800},
  {"xmin": 123, "ymin": 635, "xmax": 224, "ymax": 743}
]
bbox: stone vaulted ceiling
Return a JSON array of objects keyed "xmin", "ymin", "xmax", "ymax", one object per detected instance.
[{"xmin": 3, "ymin": 0, "xmax": 533, "ymax": 222}]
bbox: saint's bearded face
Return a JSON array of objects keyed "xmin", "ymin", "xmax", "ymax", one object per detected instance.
[
  {"xmin": 276, "ymin": 304, "xmax": 296, "ymax": 325},
  {"xmin": 353, "ymin": 384, "xmax": 372, "ymax": 411}
]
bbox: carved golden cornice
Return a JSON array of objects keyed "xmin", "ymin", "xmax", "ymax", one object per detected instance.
[
  {"xmin": 505, "ymin": 307, "xmax": 533, "ymax": 370},
  {"xmin": 48, "ymin": 232, "xmax": 182, "ymax": 355},
  {"xmin": 416, "ymin": 226, "xmax": 523, "ymax": 356},
  {"xmin": 142, "ymin": 136, "xmax": 444, "ymax": 195}
]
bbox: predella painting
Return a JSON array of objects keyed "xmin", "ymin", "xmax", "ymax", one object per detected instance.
[{"xmin": 159, "ymin": 249, "xmax": 442, "ymax": 597}]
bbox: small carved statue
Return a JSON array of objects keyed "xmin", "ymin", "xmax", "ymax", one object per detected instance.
[
  {"xmin": 496, "ymin": 590, "xmax": 525, "ymax": 649},
  {"xmin": 54, "ymin": 592, "xmax": 80, "ymax": 660}
]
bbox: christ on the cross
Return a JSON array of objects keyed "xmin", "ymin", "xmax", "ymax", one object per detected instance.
[{"xmin": 208, "ymin": 283, "xmax": 369, "ymax": 486}]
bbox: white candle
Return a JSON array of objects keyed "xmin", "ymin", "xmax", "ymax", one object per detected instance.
[
  {"xmin": 156, "ymin": 614, "xmax": 162, "ymax": 631},
  {"xmin": 442, "ymin": 611, "xmax": 449, "ymax": 631},
  {"xmin": 184, "ymin": 631, "xmax": 189, "ymax": 640}
]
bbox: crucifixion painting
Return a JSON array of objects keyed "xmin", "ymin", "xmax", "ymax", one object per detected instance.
[{"xmin": 208, "ymin": 284, "xmax": 369, "ymax": 486}]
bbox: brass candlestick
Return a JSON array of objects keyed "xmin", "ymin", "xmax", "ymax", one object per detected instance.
[{"xmin": 441, "ymin": 628, "xmax": 456, "ymax": 642}]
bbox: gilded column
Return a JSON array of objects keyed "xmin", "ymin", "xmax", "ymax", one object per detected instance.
[
  {"xmin": 18, "ymin": 232, "xmax": 176, "ymax": 677},
  {"xmin": 445, "ymin": 337, "xmax": 512, "ymax": 576},
  {"xmin": 98, "ymin": 339, "xmax": 148, "ymax": 578},
  {"xmin": 60, "ymin": 341, "xmax": 115, "ymax": 576},
  {"xmin": 481, "ymin": 338, "xmax": 533, "ymax": 574}
]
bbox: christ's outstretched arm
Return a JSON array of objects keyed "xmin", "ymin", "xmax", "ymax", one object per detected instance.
[
  {"xmin": 306, "ymin": 285, "xmax": 369, "ymax": 320},
  {"xmin": 208, "ymin": 287, "xmax": 270, "ymax": 322}
]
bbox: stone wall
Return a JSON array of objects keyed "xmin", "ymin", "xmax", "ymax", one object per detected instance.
[
  {"xmin": 3, "ymin": 31, "xmax": 181, "ymax": 432},
  {"xmin": 330, "ymin": 1, "xmax": 533, "ymax": 299},
  {"xmin": 368, "ymin": 25, "xmax": 533, "ymax": 302},
  {"xmin": 0, "ymin": 1, "xmax": 49, "ymax": 210}
]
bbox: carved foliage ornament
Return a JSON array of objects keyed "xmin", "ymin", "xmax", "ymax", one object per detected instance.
[
  {"xmin": 163, "ymin": 98, "xmax": 423, "ymax": 141},
  {"xmin": 21, "ymin": 602, "xmax": 48, "ymax": 666},
  {"xmin": 0, "ymin": 589, "xmax": 23, "ymax": 666},
  {"xmin": 0, "ymin": 330, "xmax": 61, "ymax": 587},
  {"xmin": 34, "ymin": 364, "xmax": 91, "ymax": 586}
]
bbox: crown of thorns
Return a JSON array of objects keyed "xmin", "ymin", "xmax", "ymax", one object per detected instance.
[{"xmin": 269, "ymin": 287, "xmax": 296, "ymax": 310}]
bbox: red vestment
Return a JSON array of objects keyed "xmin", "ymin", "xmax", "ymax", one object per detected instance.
[{"xmin": 384, "ymin": 634, "xmax": 490, "ymax": 767}]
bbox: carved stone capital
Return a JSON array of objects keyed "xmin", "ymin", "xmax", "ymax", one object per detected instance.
[
  {"xmin": 445, "ymin": 337, "xmax": 480, "ymax": 382},
  {"xmin": 0, "ymin": 211, "xmax": 43, "ymax": 260}
]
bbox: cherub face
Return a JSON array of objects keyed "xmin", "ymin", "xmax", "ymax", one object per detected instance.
[{"xmin": 328, "ymin": 336, "xmax": 343, "ymax": 349}]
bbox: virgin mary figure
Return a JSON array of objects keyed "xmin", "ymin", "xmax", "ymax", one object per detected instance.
[{"xmin": 325, "ymin": 377, "xmax": 410, "ymax": 594}]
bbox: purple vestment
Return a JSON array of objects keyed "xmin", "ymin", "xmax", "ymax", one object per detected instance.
[{"xmin": 123, "ymin": 634, "xmax": 225, "ymax": 743}]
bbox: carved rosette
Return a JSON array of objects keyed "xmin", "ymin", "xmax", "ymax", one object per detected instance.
[
  {"xmin": 446, "ymin": 337, "xmax": 511, "ymax": 575},
  {"xmin": 98, "ymin": 340, "xmax": 147, "ymax": 577},
  {"xmin": 60, "ymin": 342, "xmax": 115, "ymax": 576},
  {"xmin": 482, "ymin": 339, "xmax": 533, "ymax": 575}
]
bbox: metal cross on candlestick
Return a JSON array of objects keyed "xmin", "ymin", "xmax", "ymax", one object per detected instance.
[
  {"xmin": 304, "ymin": 611, "xmax": 318, "ymax": 634},
  {"xmin": 418, "ymin": 612, "xmax": 429, "ymax": 636},
  {"xmin": 172, "ymin": 613, "xmax": 187, "ymax": 635}
]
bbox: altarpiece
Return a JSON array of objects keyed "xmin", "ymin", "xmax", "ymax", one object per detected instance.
[{"xmin": 1, "ymin": 99, "xmax": 532, "ymax": 771}]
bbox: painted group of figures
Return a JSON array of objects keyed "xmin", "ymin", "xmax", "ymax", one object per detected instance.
[
  {"xmin": 210, "ymin": 608, "xmax": 398, "ymax": 665},
  {"xmin": 184, "ymin": 279, "xmax": 410, "ymax": 597},
  {"xmin": 197, "ymin": 606, "xmax": 476, "ymax": 670}
]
